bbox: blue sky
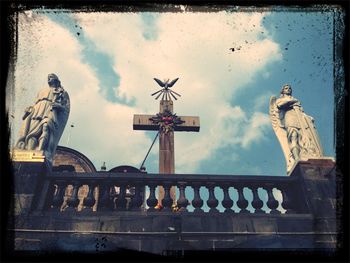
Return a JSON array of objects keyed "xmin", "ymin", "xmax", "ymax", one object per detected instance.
[
  {"xmin": 199, "ymin": 10, "xmax": 335, "ymax": 175},
  {"xmin": 9, "ymin": 7, "xmax": 338, "ymax": 180}
]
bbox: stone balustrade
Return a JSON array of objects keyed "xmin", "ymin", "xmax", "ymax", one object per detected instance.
[
  {"xmin": 35, "ymin": 172, "xmax": 308, "ymax": 214},
  {"xmin": 11, "ymin": 159, "xmax": 338, "ymax": 253}
]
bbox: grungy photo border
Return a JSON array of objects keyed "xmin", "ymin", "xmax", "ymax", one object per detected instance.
[{"xmin": 1, "ymin": 1, "xmax": 348, "ymax": 262}]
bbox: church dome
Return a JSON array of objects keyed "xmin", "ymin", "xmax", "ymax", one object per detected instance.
[{"xmin": 52, "ymin": 145, "xmax": 96, "ymax": 173}]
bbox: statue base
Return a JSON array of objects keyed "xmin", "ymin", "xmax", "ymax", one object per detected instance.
[
  {"xmin": 288, "ymin": 156, "xmax": 335, "ymax": 176},
  {"xmin": 11, "ymin": 149, "xmax": 51, "ymax": 215},
  {"xmin": 288, "ymin": 156, "xmax": 336, "ymax": 248}
]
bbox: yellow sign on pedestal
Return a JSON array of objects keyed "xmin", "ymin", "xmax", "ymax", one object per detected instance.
[{"xmin": 11, "ymin": 150, "xmax": 46, "ymax": 163}]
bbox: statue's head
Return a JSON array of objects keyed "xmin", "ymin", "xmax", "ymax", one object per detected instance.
[
  {"xmin": 280, "ymin": 84, "xmax": 292, "ymax": 96},
  {"xmin": 48, "ymin": 73, "xmax": 61, "ymax": 87}
]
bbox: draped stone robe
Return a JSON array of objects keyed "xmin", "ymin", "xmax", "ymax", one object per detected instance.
[{"xmin": 16, "ymin": 85, "xmax": 70, "ymax": 163}]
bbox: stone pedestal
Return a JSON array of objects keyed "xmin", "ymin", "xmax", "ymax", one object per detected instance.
[
  {"xmin": 290, "ymin": 157, "xmax": 336, "ymax": 215},
  {"xmin": 290, "ymin": 157, "xmax": 337, "ymax": 248},
  {"xmin": 11, "ymin": 150, "xmax": 51, "ymax": 215}
]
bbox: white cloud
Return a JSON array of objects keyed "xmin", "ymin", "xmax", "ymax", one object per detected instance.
[
  {"xmin": 241, "ymin": 112, "xmax": 271, "ymax": 149},
  {"xmin": 262, "ymin": 71, "xmax": 271, "ymax": 79},
  {"xmin": 9, "ymin": 11, "xmax": 282, "ymax": 173},
  {"xmin": 253, "ymin": 92, "xmax": 274, "ymax": 111}
]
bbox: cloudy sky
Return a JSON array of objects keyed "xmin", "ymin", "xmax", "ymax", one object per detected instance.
[{"xmin": 8, "ymin": 6, "xmax": 338, "ymax": 177}]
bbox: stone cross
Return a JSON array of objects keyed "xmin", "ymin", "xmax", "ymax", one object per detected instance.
[{"xmin": 133, "ymin": 79, "xmax": 200, "ymax": 208}]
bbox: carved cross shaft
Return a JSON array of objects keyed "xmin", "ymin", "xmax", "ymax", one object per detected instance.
[{"xmin": 133, "ymin": 99, "xmax": 200, "ymax": 208}]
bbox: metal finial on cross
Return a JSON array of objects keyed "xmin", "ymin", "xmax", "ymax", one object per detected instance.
[
  {"xmin": 151, "ymin": 78, "xmax": 181, "ymax": 100},
  {"xmin": 133, "ymin": 77, "xmax": 200, "ymax": 211}
]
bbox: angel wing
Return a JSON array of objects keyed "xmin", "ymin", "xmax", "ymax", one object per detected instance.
[
  {"xmin": 269, "ymin": 96, "xmax": 291, "ymax": 166},
  {"xmin": 153, "ymin": 78, "xmax": 165, "ymax": 87},
  {"xmin": 168, "ymin": 78, "xmax": 179, "ymax": 88}
]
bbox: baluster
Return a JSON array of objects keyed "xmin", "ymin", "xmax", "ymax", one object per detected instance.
[
  {"xmin": 146, "ymin": 183, "xmax": 158, "ymax": 211},
  {"xmin": 111, "ymin": 184, "xmax": 118, "ymax": 209},
  {"xmin": 192, "ymin": 183, "xmax": 203, "ymax": 213},
  {"xmin": 115, "ymin": 183, "xmax": 127, "ymax": 211},
  {"xmin": 129, "ymin": 182, "xmax": 143, "ymax": 211},
  {"xmin": 280, "ymin": 186, "xmax": 294, "ymax": 214},
  {"xmin": 251, "ymin": 186, "xmax": 264, "ymax": 214},
  {"xmin": 177, "ymin": 182, "xmax": 189, "ymax": 212},
  {"xmin": 125, "ymin": 185, "xmax": 132, "ymax": 210},
  {"xmin": 221, "ymin": 184, "xmax": 234, "ymax": 213},
  {"xmin": 206, "ymin": 184, "xmax": 219, "ymax": 213},
  {"xmin": 82, "ymin": 182, "xmax": 96, "ymax": 212},
  {"xmin": 97, "ymin": 181, "xmax": 114, "ymax": 211},
  {"xmin": 162, "ymin": 183, "xmax": 173, "ymax": 212},
  {"xmin": 65, "ymin": 181, "xmax": 81, "ymax": 212},
  {"xmin": 236, "ymin": 185, "xmax": 249, "ymax": 213},
  {"xmin": 266, "ymin": 186, "xmax": 280, "ymax": 214},
  {"xmin": 51, "ymin": 181, "xmax": 66, "ymax": 211}
]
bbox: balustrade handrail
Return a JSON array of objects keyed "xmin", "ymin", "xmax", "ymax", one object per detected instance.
[{"xmin": 48, "ymin": 171, "xmax": 298, "ymax": 185}]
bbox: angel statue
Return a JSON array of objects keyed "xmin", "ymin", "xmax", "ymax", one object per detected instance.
[
  {"xmin": 15, "ymin": 73, "xmax": 70, "ymax": 164},
  {"xmin": 269, "ymin": 84, "xmax": 323, "ymax": 173}
]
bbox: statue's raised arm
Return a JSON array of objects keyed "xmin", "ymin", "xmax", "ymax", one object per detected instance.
[
  {"xmin": 15, "ymin": 73, "xmax": 70, "ymax": 164},
  {"xmin": 269, "ymin": 84, "xmax": 323, "ymax": 174}
]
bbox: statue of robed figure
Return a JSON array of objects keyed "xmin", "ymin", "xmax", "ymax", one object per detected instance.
[
  {"xmin": 269, "ymin": 84, "xmax": 323, "ymax": 173},
  {"xmin": 15, "ymin": 73, "xmax": 70, "ymax": 164}
]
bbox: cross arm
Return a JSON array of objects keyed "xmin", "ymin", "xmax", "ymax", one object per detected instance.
[{"xmin": 133, "ymin": 114, "xmax": 200, "ymax": 132}]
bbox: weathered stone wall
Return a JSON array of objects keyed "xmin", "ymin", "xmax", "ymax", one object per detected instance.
[{"xmin": 13, "ymin": 212, "xmax": 332, "ymax": 254}]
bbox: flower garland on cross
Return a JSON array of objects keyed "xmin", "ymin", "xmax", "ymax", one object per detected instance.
[{"xmin": 149, "ymin": 109, "xmax": 185, "ymax": 134}]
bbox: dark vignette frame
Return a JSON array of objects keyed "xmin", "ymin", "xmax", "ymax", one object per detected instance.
[{"xmin": 0, "ymin": 0, "xmax": 348, "ymax": 262}]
